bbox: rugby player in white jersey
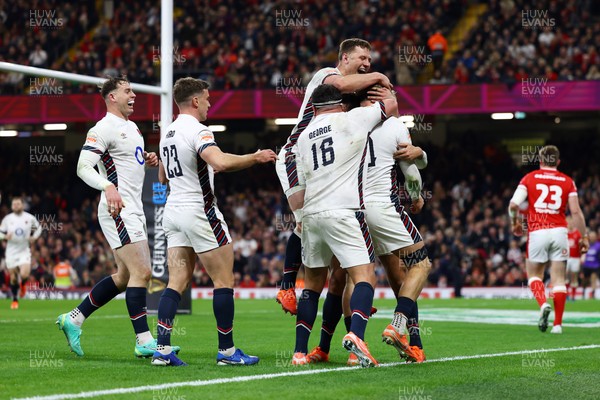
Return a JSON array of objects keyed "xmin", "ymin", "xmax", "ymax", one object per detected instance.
[
  {"xmin": 275, "ymin": 38, "xmax": 393, "ymax": 315},
  {"xmin": 291, "ymin": 84, "xmax": 397, "ymax": 367},
  {"xmin": 306, "ymin": 90, "xmax": 431, "ymax": 365},
  {"xmin": 56, "ymin": 76, "xmax": 167, "ymax": 358},
  {"xmin": 0, "ymin": 197, "xmax": 42, "ymax": 309},
  {"xmin": 152, "ymin": 78, "xmax": 277, "ymax": 366}
]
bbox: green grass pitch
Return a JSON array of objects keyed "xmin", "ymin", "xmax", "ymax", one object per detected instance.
[{"xmin": 2, "ymin": 298, "xmax": 600, "ymax": 400}]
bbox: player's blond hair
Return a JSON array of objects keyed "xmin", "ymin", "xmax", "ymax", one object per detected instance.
[
  {"xmin": 338, "ymin": 38, "xmax": 371, "ymax": 60},
  {"xmin": 539, "ymin": 145, "xmax": 560, "ymax": 167}
]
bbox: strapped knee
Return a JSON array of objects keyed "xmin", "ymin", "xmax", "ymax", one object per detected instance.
[{"xmin": 401, "ymin": 247, "xmax": 430, "ymax": 269}]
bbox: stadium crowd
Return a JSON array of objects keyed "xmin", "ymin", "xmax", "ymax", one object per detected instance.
[
  {"xmin": 2, "ymin": 0, "xmax": 599, "ymax": 94},
  {"xmin": 2, "ymin": 137, "xmax": 600, "ymax": 293},
  {"xmin": 0, "ymin": 0, "xmax": 99, "ymax": 94}
]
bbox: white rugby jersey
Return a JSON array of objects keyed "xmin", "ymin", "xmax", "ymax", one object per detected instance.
[
  {"xmin": 282, "ymin": 67, "xmax": 341, "ymax": 156},
  {"xmin": 79, "ymin": 112, "xmax": 146, "ymax": 216},
  {"xmin": 0, "ymin": 212, "xmax": 41, "ymax": 259},
  {"xmin": 364, "ymin": 117, "xmax": 416, "ymax": 203},
  {"xmin": 298, "ymin": 102, "xmax": 386, "ymax": 216},
  {"xmin": 160, "ymin": 114, "xmax": 218, "ymax": 208}
]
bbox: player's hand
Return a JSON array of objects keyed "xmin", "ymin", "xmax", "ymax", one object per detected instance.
[
  {"xmin": 394, "ymin": 143, "xmax": 423, "ymax": 161},
  {"xmin": 512, "ymin": 222, "xmax": 523, "ymax": 237},
  {"xmin": 367, "ymin": 86, "xmax": 394, "ymax": 102},
  {"xmin": 376, "ymin": 72, "xmax": 393, "ymax": 91},
  {"xmin": 579, "ymin": 236, "xmax": 590, "ymax": 254},
  {"xmin": 410, "ymin": 196, "xmax": 424, "ymax": 214},
  {"xmin": 5, "ymin": 232, "xmax": 13, "ymax": 240},
  {"xmin": 254, "ymin": 149, "xmax": 278, "ymax": 164},
  {"xmin": 105, "ymin": 184, "xmax": 124, "ymax": 218},
  {"xmin": 144, "ymin": 151, "xmax": 159, "ymax": 167}
]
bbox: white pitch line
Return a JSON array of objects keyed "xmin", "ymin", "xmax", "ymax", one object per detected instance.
[
  {"xmin": 0, "ymin": 315, "xmax": 124, "ymax": 324},
  {"xmin": 13, "ymin": 344, "xmax": 600, "ymax": 400},
  {"xmin": 0, "ymin": 310, "xmax": 273, "ymax": 324}
]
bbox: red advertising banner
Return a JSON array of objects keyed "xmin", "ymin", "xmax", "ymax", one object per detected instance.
[{"xmin": 0, "ymin": 81, "xmax": 597, "ymax": 124}]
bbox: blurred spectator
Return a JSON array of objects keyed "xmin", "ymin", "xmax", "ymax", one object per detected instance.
[{"xmin": 427, "ymin": 30, "xmax": 447, "ymax": 70}]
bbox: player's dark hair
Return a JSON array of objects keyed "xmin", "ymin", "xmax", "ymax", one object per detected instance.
[
  {"xmin": 312, "ymin": 84, "xmax": 343, "ymax": 109},
  {"xmin": 99, "ymin": 75, "xmax": 129, "ymax": 99},
  {"xmin": 342, "ymin": 84, "xmax": 379, "ymax": 110},
  {"xmin": 338, "ymin": 38, "xmax": 371, "ymax": 61},
  {"xmin": 11, "ymin": 196, "xmax": 22, "ymax": 203},
  {"xmin": 539, "ymin": 145, "xmax": 559, "ymax": 167},
  {"xmin": 173, "ymin": 77, "xmax": 210, "ymax": 105}
]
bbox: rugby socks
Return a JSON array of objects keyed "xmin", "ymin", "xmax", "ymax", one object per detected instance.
[
  {"xmin": 344, "ymin": 316, "xmax": 352, "ymax": 333},
  {"xmin": 295, "ymin": 289, "xmax": 319, "ymax": 354},
  {"xmin": 350, "ymin": 282, "xmax": 374, "ymax": 340},
  {"xmin": 126, "ymin": 287, "xmax": 152, "ymax": 344},
  {"xmin": 393, "ymin": 296, "xmax": 414, "ymax": 334},
  {"xmin": 281, "ymin": 232, "xmax": 302, "ymax": 290},
  {"xmin": 318, "ymin": 292, "xmax": 343, "ymax": 353},
  {"xmin": 570, "ymin": 285, "xmax": 577, "ymax": 300},
  {"xmin": 528, "ymin": 277, "xmax": 547, "ymax": 308},
  {"xmin": 157, "ymin": 288, "xmax": 181, "ymax": 352},
  {"xmin": 408, "ymin": 301, "xmax": 423, "ymax": 349},
  {"xmin": 10, "ymin": 282, "xmax": 19, "ymax": 301},
  {"xmin": 552, "ymin": 286, "xmax": 567, "ymax": 326},
  {"xmin": 71, "ymin": 276, "xmax": 121, "ymax": 326},
  {"xmin": 214, "ymin": 288, "xmax": 235, "ymax": 351}
]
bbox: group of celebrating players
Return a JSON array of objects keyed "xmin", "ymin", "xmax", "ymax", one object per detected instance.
[{"xmin": 0, "ymin": 37, "xmax": 589, "ymax": 368}]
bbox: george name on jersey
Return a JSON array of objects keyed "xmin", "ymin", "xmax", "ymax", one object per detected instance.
[{"xmin": 309, "ymin": 125, "xmax": 332, "ymax": 139}]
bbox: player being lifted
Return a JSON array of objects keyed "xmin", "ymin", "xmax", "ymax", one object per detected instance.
[
  {"xmin": 152, "ymin": 78, "xmax": 277, "ymax": 366},
  {"xmin": 509, "ymin": 145, "xmax": 588, "ymax": 334},
  {"xmin": 0, "ymin": 197, "xmax": 41, "ymax": 309},
  {"xmin": 275, "ymin": 38, "xmax": 393, "ymax": 315},
  {"xmin": 56, "ymin": 76, "xmax": 171, "ymax": 358},
  {"xmin": 292, "ymin": 84, "xmax": 397, "ymax": 367},
  {"xmin": 306, "ymin": 89, "xmax": 430, "ymax": 365}
]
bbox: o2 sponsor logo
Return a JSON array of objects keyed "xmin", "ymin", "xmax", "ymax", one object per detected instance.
[{"xmin": 135, "ymin": 146, "xmax": 145, "ymax": 165}]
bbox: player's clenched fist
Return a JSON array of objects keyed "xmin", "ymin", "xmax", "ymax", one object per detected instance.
[
  {"xmin": 254, "ymin": 149, "xmax": 278, "ymax": 164},
  {"xmin": 144, "ymin": 151, "xmax": 159, "ymax": 167}
]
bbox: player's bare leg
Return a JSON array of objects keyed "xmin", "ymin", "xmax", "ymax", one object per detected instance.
[
  {"xmin": 568, "ymin": 268, "xmax": 579, "ymax": 300},
  {"xmin": 293, "ymin": 265, "xmax": 328, "ymax": 365},
  {"xmin": 18, "ymin": 263, "xmax": 31, "ymax": 298},
  {"xmin": 526, "ymin": 260, "xmax": 552, "ymax": 332},
  {"xmin": 342, "ymin": 263, "xmax": 378, "ymax": 367},
  {"xmin": 152, "ymin": 246, "xmax": 194, "ymax": 366},
  {"xmin": 549, "ymin": 260, "xmax": 567, "ymax": 334},
  {"xmin": 277, "ymin": 190, "xmax": 305, "ymax": 315},
  {"xmin": 381, "ymin": 242, "xmax": 430, "ymax": 362},
  {"xmin": 9, "ymin": 267, "xmax": 20, "ymax": 309},
  {"xmin": 307, "ymin": 258, "xmax": 345, "ymax": 363}
]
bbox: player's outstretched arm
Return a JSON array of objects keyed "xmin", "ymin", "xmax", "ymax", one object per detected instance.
[
  {"xmin": 568, "ymin": 195, "xmax": 589, "ymax": 253},
  {"xmin": 325, "ymin": 72, "xmax": 392, "ymax": 93},
  {"xmin": 200, "ymin": 146, "xmax": 278, "ymax": 173}
]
